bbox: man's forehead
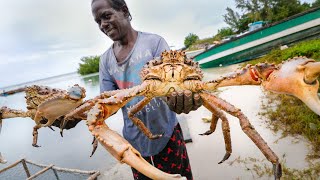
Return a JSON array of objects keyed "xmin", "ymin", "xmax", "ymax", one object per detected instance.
[{"xmin": 91, "ymin": 0, "xmax": 113, "ymax": 13}]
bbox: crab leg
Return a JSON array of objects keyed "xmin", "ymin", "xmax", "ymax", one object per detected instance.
[
  {"xmin": 200, "ymin": 92, "xmax": 282, "ymax": 179},
  {"xmin": 128, "ymin": 97, "xmax": 164, "ymax": 139},
  {"xmin": 0, "ymin": 106, "xmax": 34, "ymax": 119},
  {"xmin": 64, "ymin": 89, "xmax": 124, "ymax": 121},
  {"xmin": 86, "ymin": 104, "xmax": 186, "ymax": 180},
  {"xmin": 0, "ymin": 107, "xmax": 34, "ymax": 161},
  {"xmin": 200, "ymin": 95, "xmax": 232, "ymax": 164},
  {"xmin": 203, "ymin": 64, "xmax": 264, "ymax": 90},
  {"xmin": 59, "ymin": 89, "xmax": 122, "ymax": 136},
  {"xmin": 0, "ymin": 107, "xmax": 48, "ymax": 147},
  {"xmin": 61, "ymin": 89, "xmax": 131, "ymax": 135}
]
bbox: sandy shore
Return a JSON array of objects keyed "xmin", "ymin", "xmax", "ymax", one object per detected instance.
[{"xmin": 99, "ymin": 85, "xmax": 313, "ymax": 180}]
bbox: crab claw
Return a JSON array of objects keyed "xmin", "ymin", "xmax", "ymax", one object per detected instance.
[
  {"xmin": 263, "ymin": 58, "xmax": 320, "ymax": 115},
  {"xmin": 86, "ymin": 104, "xmax": 186, "ymax": 180},
  {"xmin": 88, "ymin": 123, "xmax": 185, "ymax": 180},
  {"xmin": 218, "ymin": 152, "xmax": 231, "ymax": 164},
  {"xmin": 0, "ymin": 153, "xmax": 7, "ymax": 164}
]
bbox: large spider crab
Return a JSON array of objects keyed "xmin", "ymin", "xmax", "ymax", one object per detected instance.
[{"xmin": 1, "ymin": 50, "xmax": 320, "ymax": 179}]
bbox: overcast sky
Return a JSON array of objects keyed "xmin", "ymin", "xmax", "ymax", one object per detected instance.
[{"xmin": 0, "ymin": 0, "xmax": 314, "ymax": 88}]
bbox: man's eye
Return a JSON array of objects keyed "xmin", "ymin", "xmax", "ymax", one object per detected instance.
[
  {"xmin": 95, "ymin": 18, "xmax": 101, "ymax": 24},
  {"xmin": 102, "ymin": 14, "xmax": 111, "ymax": 20}
]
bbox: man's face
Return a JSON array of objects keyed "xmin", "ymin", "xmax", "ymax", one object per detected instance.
[{"xmin": 91, "ymin": 0, "xmax": 129, "ymax": 41}]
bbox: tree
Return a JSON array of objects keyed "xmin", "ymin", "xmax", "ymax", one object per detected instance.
[
  {"xmin": 271, "ymin": 0, "xmax": 310, "ymax": 21},
  {"xmin": 78, "ymin": 56, "xmax": 100, "ymax": 75},
  {"xmin": 223, "ymin": 7, "xmax": 242, "ymax": 31},
  {"xmin": 184, "ymin": 33, "xmax": 199, "ymax": 48},
  {"xmin": 312, "ymin": 0, "xmax": 320, "ymax": 7},
  {"xmin": 214, "ymin": 27, "xmax": 235, "ymax": 40},
  {"xmin": 223, "ymin": 0, "xmax": 313, "ymax": 33}
]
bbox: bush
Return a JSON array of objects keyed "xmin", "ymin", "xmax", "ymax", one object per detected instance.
[
  {"xmin": 77, "ymin": 56, "xmax": 100, "ymax": 75},
  {"xmin": 247, "ymin": 39, "xmax": 320, "ymax": 65},
  {"xmin": 184, "ymin": 33, "xmax": 199, "ymax": 48}
]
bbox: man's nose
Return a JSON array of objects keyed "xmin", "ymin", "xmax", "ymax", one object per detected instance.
[{"xmin": 100, "ymin": 19, "xmax": 109, "ymax": 30}]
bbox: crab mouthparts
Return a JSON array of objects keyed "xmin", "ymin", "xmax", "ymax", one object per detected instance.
[{"xmin": 168, "ymin": 87, "xmax": 176, "ymax": 93}]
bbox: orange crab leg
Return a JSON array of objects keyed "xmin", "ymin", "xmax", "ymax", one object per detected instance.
[
  {"xmin": 128, "ymin": 97, "xmax": 164, "ymax": 139},
  {"xmin": 200, "ymin": 95, "xmax": 232, "ymax": 164},
  {"xmin": 64, "ymin": 89, "xmax": 123, "ymax": 120},
  {"xmin": 200, "ymin": 92, "xmax": 282, "ymax": 179},
  {"xmin": 86, "ymin": 103, "xmax": 186, "ymax": 180}
]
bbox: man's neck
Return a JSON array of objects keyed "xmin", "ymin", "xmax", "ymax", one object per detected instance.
[
  {"xmin": 113, "ymin": 28, "xmax": 138, "ymax": 63},
  {"xmin": 116, "ymin": 29, "xmax": 138, "ymax": 47}
]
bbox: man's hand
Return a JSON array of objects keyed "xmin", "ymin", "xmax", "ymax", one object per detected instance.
[{"xmin": 165, "ymin": 90, "xmax": 202, "ymax": 114}]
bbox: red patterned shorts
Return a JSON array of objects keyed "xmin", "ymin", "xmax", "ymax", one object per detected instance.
[{"xmin": 131, "ymin": 123, "xmax": 193, "ymax": 180}]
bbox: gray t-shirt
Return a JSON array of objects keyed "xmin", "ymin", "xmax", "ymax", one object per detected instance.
[{"xmin": 99, "ymin": 31, "xmax": 178, "ymax": 156}]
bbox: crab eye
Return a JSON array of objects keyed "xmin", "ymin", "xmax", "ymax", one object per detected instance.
[
  {"xmin": 68, "ymin": 86, "xmax": 83, "ymax": 100},
  {"xmin": 184, "ymin": 75, "xmax": 201, "ymax": 81},
  {"xmin": 144, "ymin": 75, "xmax": 162, "ymax": 81}
]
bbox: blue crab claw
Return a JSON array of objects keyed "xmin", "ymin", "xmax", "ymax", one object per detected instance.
[{"xmin": 67, "ymin": 84, "xmax": 86, "ymax": 100}]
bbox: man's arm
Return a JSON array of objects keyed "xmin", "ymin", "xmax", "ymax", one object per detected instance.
[{"xmin": 99, "ymin": 55, "xmax": 118, "ymax": 93}]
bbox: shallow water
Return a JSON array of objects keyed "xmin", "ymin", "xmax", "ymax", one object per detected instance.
[{"xmin": 0, "ymin": 64, "xmax": 315, "ymax": 179}]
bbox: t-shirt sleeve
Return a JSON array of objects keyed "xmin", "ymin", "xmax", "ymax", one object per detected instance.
[
  {"xmin": 154, "ymin": 37, "xmax": 170, "ymax": 58},
  {"xmin": 99, "ymin": 55, "xmax": 118, "ymax": 93}
]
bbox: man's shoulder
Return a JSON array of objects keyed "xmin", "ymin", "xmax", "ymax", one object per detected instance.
[
  {"xmin": 100, "ymin": 47, "xmax": 113, "ymax": 61},
  {"xmin": 139, "ymin": 31, "xmax": 164, "ymax": 41}
]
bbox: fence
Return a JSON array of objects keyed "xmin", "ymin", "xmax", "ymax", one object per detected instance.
[{"xmin": 0, "ymin": 158, "xmax": 100, "ymax": 180}]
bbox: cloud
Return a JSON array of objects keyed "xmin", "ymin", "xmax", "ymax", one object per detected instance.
[
  {"xmin": 128, "ymin": 0, "xmax": 235, "ymax": 48},
  {"xmin": 0, "ymin": 0, "xmax": 237, "ymax": 87}
]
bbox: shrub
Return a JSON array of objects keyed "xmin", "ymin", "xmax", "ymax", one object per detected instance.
[
  {"xmin": 247, "ymin": 39, "xmax": 320, "ymax": 65},
  {"xmin": 77, "ymin": 56, "xmax": 100, "ymax": 75},
  {"xmin": 184, "ymin": 33, "xmax": 199, "ymax": 48}
]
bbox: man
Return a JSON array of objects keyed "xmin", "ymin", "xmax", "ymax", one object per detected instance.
[{"xmin": 91, "ymin": 0, "xmax": 201, "ymax": 179}]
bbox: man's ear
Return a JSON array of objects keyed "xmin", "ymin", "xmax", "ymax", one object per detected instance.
[{"xmin": 121, "ymin": 6, "xmax": 131, "ymax": 20}]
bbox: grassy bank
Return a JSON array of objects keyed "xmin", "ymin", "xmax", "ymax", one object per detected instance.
[
  {"xmin": 229, "ymin": 39, "xmax": 320, "ymax": 179},
  {"xmin": 246, "ymin": 39, "xmax": 320, "ymax": 154},
  {"xmin": 247, "ymin": 39, "xmax": 320, "ymax": 65}
]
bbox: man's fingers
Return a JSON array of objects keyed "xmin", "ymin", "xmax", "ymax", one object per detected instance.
[
  {"xmin": 167, "ymin": 92, "xmax": 177, "ymax": 111},
  {"xmin": 193, "ymin": 93, "xmax": 202, "ymax": 110},
  {"xmin": 183, "ymin": 90, "xmax": 193, "ymax": 113},
  {"xmin": 176, "ymin": 91, "xmax": 184, "ymax": 114}
]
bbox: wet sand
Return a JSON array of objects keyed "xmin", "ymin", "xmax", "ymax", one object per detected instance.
[{"xmin": 98, "ymin": 64, "xmax": 313, "ymax": 179}]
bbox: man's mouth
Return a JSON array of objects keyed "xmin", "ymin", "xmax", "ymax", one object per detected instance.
[{"xmin": 105, "ymin": 28, "xmax": 115, "ymax": 36}]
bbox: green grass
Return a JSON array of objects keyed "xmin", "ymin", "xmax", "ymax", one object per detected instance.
[
  {"xmin": 260, "ymin": 94, "xmax": 320, "ymax": 153},
  {"xmin": 247, "ymin": 39, "xmax": 320, "ymax": 65},
  {"xmin": 246, "ymin": 39, "xmax": 320, "ymax": 154},
  {"xmin": 229, "ymin": 156, "xmax": 320, "ymax": 179}
]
